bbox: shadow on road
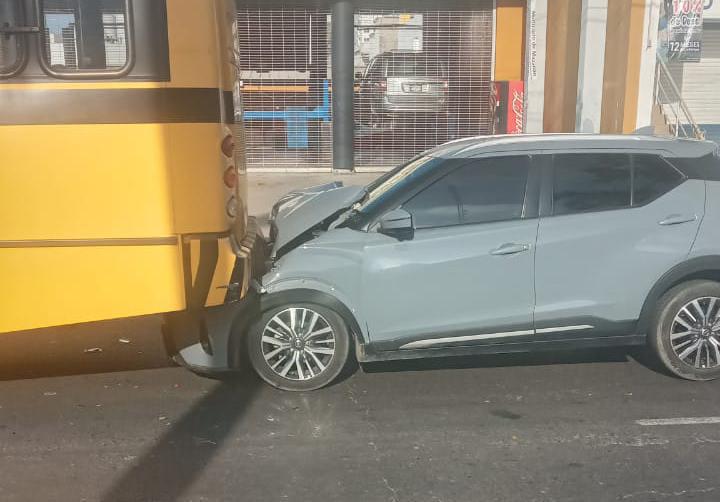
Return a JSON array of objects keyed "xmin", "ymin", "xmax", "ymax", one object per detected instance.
[
  {"xmin": 362, "ymin": 347, "xmax": 644, "ymax": 374},
  {"xmin": 0, "ymin": 315, "xmax": 173, "ymax": 381},
  {"xmin": 101, "ymin": 368, "xmax": 261, "ymax": 502}
]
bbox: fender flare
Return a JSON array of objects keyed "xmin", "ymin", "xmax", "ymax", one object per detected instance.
[{"xmin": 637, "ymin": 255, "xmax": 720, "ymax": 334}]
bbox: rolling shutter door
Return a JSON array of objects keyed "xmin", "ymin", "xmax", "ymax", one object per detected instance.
[
  {"xmin": 236, "ymin": 9, "xmax": 333, "ymax": 170},
  {"xmin": 354, "ymin": 7, "xmax": 495, "ymax": 169},
  {"xmin": 236, "ymin": 4, "xmax": 494, "ymax": 171},
  {"xmin": 670, "ymin": 23, "xmax": 720, "ymax": 125}
]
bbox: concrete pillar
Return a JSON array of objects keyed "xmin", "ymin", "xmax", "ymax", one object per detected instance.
[
  {"xmin": 635, "ymin": 0, "xmax": 661, "ymax": 130},
  {"xmin": 544, "ymin": 0, "xmax": 582, "ymax": 132},
  {"xmin": 575, "ymin": 0, "xmax": 609, "ymax": 133},
  {"xmin": 524, "ymin": 0, "xmax": 548, "ymax": 133},
  {"xmin": 331, "ymin": 0, "xmax": 354, "ymax": 170}
]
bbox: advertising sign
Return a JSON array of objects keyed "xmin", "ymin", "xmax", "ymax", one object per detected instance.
[
  {"xmin": 664, "ymin": 0, "xmax": 704, "ymax": 61},
  {"xmin": 491, "ymin": 81, "xmax": 524, "ymax": 135}
]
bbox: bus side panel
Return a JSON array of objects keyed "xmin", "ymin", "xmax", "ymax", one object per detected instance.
[
  {"xmin": 0, "ymin": 123, "xmax": 230, "ymax": 240},
  {"xmin": 0, "ymin": 245, "xmax": 185, "ymax": 333},
  {"xmin": 166, "ymin": 0, "xmax": 221, "ymax": 89}
]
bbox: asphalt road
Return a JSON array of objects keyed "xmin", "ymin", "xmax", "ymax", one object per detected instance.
[{"xmin": 2, "ymin": 317, "xmax": 720, "ymax": 502}]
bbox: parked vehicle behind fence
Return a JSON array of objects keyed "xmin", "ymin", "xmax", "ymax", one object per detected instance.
[{"xmin": 357, "ymin": 51, "xmax": 449, "ymax": 129}]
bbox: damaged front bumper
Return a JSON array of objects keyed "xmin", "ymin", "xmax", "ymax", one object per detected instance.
[{"xmin": 162, "ymin": 218, "xmax": 266, "ymax": 375}]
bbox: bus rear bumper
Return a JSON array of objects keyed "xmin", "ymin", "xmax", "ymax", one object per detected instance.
[
  {"xmin": 162, "ymin": 218, "xmax": 266, "ymax": 375},
  {"xmin": 162, "ymin": 290, "xmax": 260, "ymax": 375}
]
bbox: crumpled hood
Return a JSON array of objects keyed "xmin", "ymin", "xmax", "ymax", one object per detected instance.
[{"xmin": 270, "ymin": 181, "xmax": 366, "ymax": 255}]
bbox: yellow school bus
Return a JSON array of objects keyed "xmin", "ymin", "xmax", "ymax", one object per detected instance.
[{"xmin": 0, "ymin": 0, "xmax": 259, "ymax": 371}]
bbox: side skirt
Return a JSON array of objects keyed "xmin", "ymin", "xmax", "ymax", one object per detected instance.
[{"xmin": 357, "ymin": 334, "xmax": 647, "ymax": 363}]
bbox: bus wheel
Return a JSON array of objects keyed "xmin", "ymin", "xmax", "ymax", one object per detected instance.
[{"xmin": 247, "ymin": 303, "xmax": 350, "ymax": 391}]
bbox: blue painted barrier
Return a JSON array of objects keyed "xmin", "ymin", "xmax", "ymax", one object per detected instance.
[
  {"xmin": 243, "ymin": 79, "xmax": 331, "ymax": 123},
  {"xmin": 285, "ymin": 107, "xmax": 309, "ymax": 148}
]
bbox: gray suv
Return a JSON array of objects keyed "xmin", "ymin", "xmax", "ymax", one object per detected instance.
[
  {"xmin": 357, "ymin": 51, "xmax": 448, "ymax": 126},
  {"xmin": 244, "ymin": 134, "xmax": 720, "ymax": 391}
]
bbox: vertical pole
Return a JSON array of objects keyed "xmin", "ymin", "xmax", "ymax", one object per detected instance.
[{"xmin": 331, "ymin": 0, "xmax": 354, "ymax": 171}]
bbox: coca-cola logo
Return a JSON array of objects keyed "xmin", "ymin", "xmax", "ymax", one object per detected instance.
[{"xmin": 511, "ymin": 89, "xmax": 524, "ymax": 133}]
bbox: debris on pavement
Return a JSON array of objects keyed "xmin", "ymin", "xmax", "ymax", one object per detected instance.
[
  {"xmin": 193, "ymin": 437, "xmax": 217, "ymax": 446},
  {"xmin": 118, "ymin": 338, "xmax": 131, "ymax": 344},
  {"xmin": 43, "ymin": 392, "xmax": 57, "ymax": 396},
  {"xmin": 83, "ymin": 347, "xmax": 102, "ymax": 353}
]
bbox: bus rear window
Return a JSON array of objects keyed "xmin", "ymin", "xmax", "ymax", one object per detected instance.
[
  {"xmin": 39, "ymin": 0, "xmax": 131, "ymax": 75},
  {"xmin": 0, "ymin": 0, "xmax": 24, "ymax": 76}
]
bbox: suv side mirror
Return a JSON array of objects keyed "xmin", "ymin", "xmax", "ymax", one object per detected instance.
[{"xmin": 378, "ymin": 208, "xmax": 414, "ymax": 241}]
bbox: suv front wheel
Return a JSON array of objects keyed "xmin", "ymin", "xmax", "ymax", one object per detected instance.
[
  {"xmin": 649, "ymin": 280, "xmax": 720, "ymax": 381},
  {"xmin": 247, "ymin": 303, "xmax": 351, "ymax": 391}
]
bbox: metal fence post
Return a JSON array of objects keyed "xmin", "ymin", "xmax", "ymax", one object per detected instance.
[{"xmin": 331, "ymin": 0, "xmax": 354, "ymax": 171}]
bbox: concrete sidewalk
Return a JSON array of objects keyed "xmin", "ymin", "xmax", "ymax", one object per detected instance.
[{"xmin": 247, "ymin": 171, "xmax": 380, "ymax": 233}]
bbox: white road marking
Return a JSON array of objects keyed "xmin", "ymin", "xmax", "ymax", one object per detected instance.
[{"xmin": 636, "ymin": 417, "xmax": 720, "ymax": 426}]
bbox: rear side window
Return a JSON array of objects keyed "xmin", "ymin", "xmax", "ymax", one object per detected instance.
[
  {"xmin": 553, "ymin": 154, "xmax": 631, "ymax": 215},
  {"xmin": 39, "ymin": 0, "xmax": 130, "ymax": 74},
  {"xmin": 403, "ymin": 156, "xmax": 530, "ymax": 229},
  {"xmin": 0, "ymin": 0, "xmax": 24, "ymax": 76},
  {"xmin": 632, "ymin": 155, "xmax": 684, "ymax": 206},
  {"xmin": 387, "ymin": 55, "xmax": 446, "ymax": 78},
  {"xmin": 669, "ymin": 152, "xmax": 720, "ymax": 181}
]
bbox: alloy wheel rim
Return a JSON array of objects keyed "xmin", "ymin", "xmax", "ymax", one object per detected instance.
[
  {"xmin": 670, "ymin": 296, "xmax": 720, "ymax": 369},
  {"xmin": 261, "ymin": 307, "xmax": 336, "ymax": 381}
]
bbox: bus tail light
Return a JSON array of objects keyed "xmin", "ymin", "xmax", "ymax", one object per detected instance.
[
  {"xmin": 221, "ymin": 134, "xmax": 235, "ymax": 158},
  {"xmin": 223, "ymin": 166, "xmax": 237, "ymax": 189}
]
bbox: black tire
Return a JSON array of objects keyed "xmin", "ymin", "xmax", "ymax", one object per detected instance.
[
  {"xmin": 247, "ymin": 303, "xmax": 351, "ymax": 391},
  {"xmin": 649, "ymin": 280, "xmax": 720, "ymax": 381}
]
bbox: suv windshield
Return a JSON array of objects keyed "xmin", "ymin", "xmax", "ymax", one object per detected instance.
[
  {"xmin": 355, "ymin": 155, "xmax": 446, "ymax": 214},
  {"xmin": 386, "ymin": 54, "xmax": 446, "ymax": 78},
  {"xmin": 0, "ymin": 0, "xmax": 24, "ymax": 76}
]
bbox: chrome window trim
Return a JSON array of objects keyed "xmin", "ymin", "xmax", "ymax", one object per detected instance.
[{"xmin": 399, "ymin": 325, "xmax": 594, "ymax": 349}]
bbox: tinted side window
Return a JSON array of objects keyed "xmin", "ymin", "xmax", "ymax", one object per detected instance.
[
  {"xmin": 39, "ymin": 0, "xmax": 129, "ymax": 73},
  {"xmin": 0, "ymin": 0, "xmax": 23, "ymax": 76},
  {"xmin": 633, "ymin": 155, "xmax": 684, "ymax": 206},
  {"xmin": 553, "ymin": 154, "xmax": 631, "ymax": 215},
  {"xmin": 669, "ymin": 152, "xmax": 720, "ymax": 181},
  {"xmin": 387, "ymin": 55, "xmax": 446, "ymax": 77},
  {"xmin": 403, "ymin": 156, "xmax": 530, "ymax": 229}
]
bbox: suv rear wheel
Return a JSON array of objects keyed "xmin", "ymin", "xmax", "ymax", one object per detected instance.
[
  {"xmin": 247, "ymin": 303, "xmax": 351, "ymax": 391},
  {"xmin": 649, "ymin": 280, "xmax": 720, "ymax": 381}
]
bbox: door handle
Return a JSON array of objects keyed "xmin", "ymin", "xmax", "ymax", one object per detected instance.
[
  {"xmin": 490, "ymin": 243, "xmax": 530, "ymax": 256},
  {"xmin": 658, "ymin": 214, "xmax": 697, "ymax": 226}
]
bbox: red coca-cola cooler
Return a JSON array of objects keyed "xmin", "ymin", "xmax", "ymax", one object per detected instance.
[{"xmin": 490, "ymin": 80, "xmax": 524, "ymax": 134}]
